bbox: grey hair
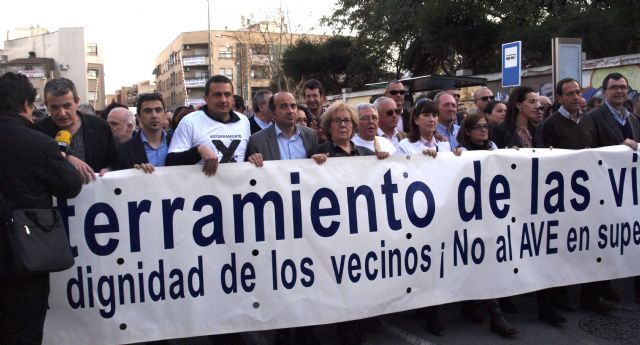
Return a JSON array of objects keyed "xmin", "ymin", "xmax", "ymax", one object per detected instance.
[
  {"xmin": 252, "ymin": 90, "xmax": 273, "ymax": 112},
  {"xmin": 473, "ymin": 86, "xmax": 491, "ymax": 100},
  {"xmin": 355, "ymin": 102, "xmax": 377, "ymax": 115},
  {"xmin": 373, "ymin": 96, "xmax": 393, "ymax": 113},
  {"xmin": 108, "ymin": 107, "xmax": 136, "ymax": 127}
]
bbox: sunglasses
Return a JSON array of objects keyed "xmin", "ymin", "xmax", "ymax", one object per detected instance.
[
  {"xmin": 477, "ymin": 96, "xmax": 495, "ymax": 102},
  {"xmin": 388, "ymin": 90, "xmax": 406, "ymax": 96},
  {"xmin": 385, "ymin": 108, "xmax": 402, "ymax": 117}
]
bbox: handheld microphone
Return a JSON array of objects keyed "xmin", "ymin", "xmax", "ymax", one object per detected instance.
[{"xmin": 55, "ymin": 130, "xmax": 72, "ymax": 153}]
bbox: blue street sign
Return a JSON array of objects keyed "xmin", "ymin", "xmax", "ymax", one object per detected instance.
[{"xmin": 502, "ymin": 41, "xmax": 521, "ymax": 88}]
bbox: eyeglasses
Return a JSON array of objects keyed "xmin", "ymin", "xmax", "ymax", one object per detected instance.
[
  {"xmin": 332, "ymin": 117, "xmax": 353, "ymax": 126},
  {"xmin": 606, "ymin": 85, "xmax": 628, "ymax": 91},
  {"xmin": 388, "ymin": 90, "xmax": 406, "ymax": 96},
  {"xmin": 476, "ymin": 96, "xmax": 495, "ymax": 102},
  {"xmin": 385, "ymin": 108, "xmax": 402, "ymax": 117},
  {"xmin": 471, "ymin": 124, "xmax": 489, "ymax": 130}
]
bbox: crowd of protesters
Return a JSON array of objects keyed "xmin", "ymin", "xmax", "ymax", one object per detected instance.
[{"xmin": 1, "ymin": 70, "xmax": 639, "ymax": 345}]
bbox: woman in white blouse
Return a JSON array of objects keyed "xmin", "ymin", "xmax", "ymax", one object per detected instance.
[{"xmin": 397, "ymin": 99, "xmax": 452, "ymax": 157}]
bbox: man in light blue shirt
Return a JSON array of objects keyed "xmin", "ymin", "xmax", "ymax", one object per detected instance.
[
  {"xmin": 115, "ymin": 92, "xmax": 171, "ymax": 173},
  {"xmin": 245, "ymin": 92, "xmax": 319, "ymax": 166},
  {"xmin": 435, "ymin": 92, "xmax": 460, "ymax": 148}
]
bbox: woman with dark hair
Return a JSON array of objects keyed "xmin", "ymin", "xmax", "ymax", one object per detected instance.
[
  {"xmin": 587, "ymin": 96, "xmax": 603, "ymax": 112},
  {"xmin": 484, "ymin": 100, "xmax": 507, "ymax": 127},
  {"xmin": 453, "ymin": 113, "xmax": 517, "ymax": 338},
  {"xmin": 491, "ymin": 86, "xmax": 541, "ymax": 148},
  {"xmin": 170, "ymin": 105, "xmax": 195, "ymax": 131},
  {"xmin": 457, "ymin": 113, "xmax": 498, "ymax": 151},
  {"xmin": 397, "ymin": 99, "xmax": 451, "ymax": 156}
]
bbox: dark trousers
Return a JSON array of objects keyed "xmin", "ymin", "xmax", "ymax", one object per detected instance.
[{"xmin": 0, "ymin": 271, "xmax": 50, "ymax": 345}]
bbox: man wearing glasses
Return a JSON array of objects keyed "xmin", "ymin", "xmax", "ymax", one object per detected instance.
[
  {"xmin": 166, "ymin": 75, "xmax": 251, "ymax": 176},
  {"xmin": 473, "ymin": 86, "xmax": 495, "ymax": 114},
  {"xmin": 373, "ymin": 96, "xmax": 406, "ymax": 149},
  {"xmin": 581, "ymin": 72, "xmax": 640, "ymax": 315},
  {"xmin": 114, "ymin": 93, "xmax": 171, "ymax": 173},
  {"xmin": 352, "ymin": 103, "xmax": 396, "ymax": 154},
  {"xmin": 583, "ymin": 72, "xmax": 640, "ymax": 150},
  {"xmin": 384, "ymin": 80, "xmax": 411, "ymax": 132}
]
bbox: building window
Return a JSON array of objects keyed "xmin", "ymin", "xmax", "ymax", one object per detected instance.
[
  {"xmin": 250, "ymin": 44, "xmax": 269, "ymax": 56},
  {"xmin": 195, "ymin": 71, "xmax": 208, "ymax": 79},
  {"xmin": 220, "ymin": 68, "xmax": 233, "ymax": 80},
  {"xmin": 218, "ymin": 46, "xmax": 233, "ymax": 59},
  {"xmin": 87, "ymin": 69, "xmax": 98, "ymax": 79},
  {"xmin": 251, "ymin": 66, "xmax": 270, "ymax": 80},
  {"xmin": 87, "ymin": 43, "xmax": 98, "ymax": 56}
]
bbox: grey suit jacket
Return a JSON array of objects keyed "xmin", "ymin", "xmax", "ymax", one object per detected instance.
[
  {"xmin": 246, "ymin": 124, "xmax": 319, "ymax": 160},
  {"xmin": 582, "ymin": 103, "xmax": 640, "ymax": 147}
]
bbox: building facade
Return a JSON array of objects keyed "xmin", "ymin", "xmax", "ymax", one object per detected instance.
[
  {"xmin": 0, "ymin": 27, "xmax": 106, "ymax": 110},
  {"xmin": 154, "ymin": 24, "xmax": 321, "ymax": 112}
]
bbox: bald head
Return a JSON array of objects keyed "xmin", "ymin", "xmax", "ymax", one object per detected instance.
[
  {"xmin": 270, "ymin": 91, "xmax": 298, "ymax": 130},
  {"xmin": 107, "ymin": 107, "xmax": 135, "ymax": 145},
  {"xmin": 473, "ymin": 87, "xmax": 494, "ymax": 112}
]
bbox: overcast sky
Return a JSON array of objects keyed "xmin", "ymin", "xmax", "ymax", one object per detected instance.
[{"xmin": 1, "ymin": 0, "xmax": 335, "ymax": 93}]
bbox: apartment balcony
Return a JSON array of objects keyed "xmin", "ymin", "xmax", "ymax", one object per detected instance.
[
  {"xmin": 183, "ymin": 56, "xmax": 209, "ymax": 66},
  {"xmin": 251, "ymin": 54, "xmax": 271, "ymax": 65},
  {"xmin": 185, "ymin": 78, "xmax": 207, "ymax": 88},
  {"xmin": 18, "ymin": 69, "xmax": 46, "ymax": 78}
]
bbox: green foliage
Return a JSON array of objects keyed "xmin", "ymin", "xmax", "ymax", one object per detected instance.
[
  {"xmin": 282, "ymin": 36, "xmax": 392, "ymax": 95},
  {"xmin": 322, "ymin": 0, "xmax": 640, "ymax": 81}
]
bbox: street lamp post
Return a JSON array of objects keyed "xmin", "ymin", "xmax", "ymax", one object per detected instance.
[
  {"xmin": 206, "ymin": 0, "xmax": 212, "ymax": 78},
  {"xmin": 216, "ymin": 33, "xmax": 245, "ymax": 99}
]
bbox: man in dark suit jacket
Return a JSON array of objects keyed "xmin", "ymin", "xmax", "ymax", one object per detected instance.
[
  {"xmin": 244, "ymin": 91, "xmax": 319, "ymax": 345},
  {"xmin": 245, "ymin": 91, "xmax": 319, "ymax": 166},
  {"xmin": 580, "ymin": 72, "xmax": 639, "ymax": 315},
  {"xmin": 583, "ymin": 72, "xmax": 640, "ymax": 149},
  {"xmin": 248, "ymin": 90, "xmax": 273, "ymax": 134},
  {"xmin": 115, "ymin": 92, "xmax": 172, "ymax": 172},
  {"xmin": 37, "ymin": 77, "xmax": 117, "ymax": 184}
]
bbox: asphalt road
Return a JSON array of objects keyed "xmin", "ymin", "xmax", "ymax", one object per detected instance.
[{"xmin": 142, "ymin": 277, "xmax": 640, "ymax": 345}]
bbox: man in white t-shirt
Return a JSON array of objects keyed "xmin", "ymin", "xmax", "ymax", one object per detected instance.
[
  {"xmin": 166, "ymin": 75, "xmax": 250, "ymax": 176},
  {"xmin": 352, "ymin": 103, "xmax": 396, "ymax": 154}
]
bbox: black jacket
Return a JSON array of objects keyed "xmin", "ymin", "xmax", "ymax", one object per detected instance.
[
  {"xmin": 37, "ymin": 112, "xmax": 117, "ymax": 171},
  {"xmin": 114, "ymin": 131, "xmax": 172, "ymax": 170},
  {"xmin": 491, "ymin": 121, "xmax": 538, "ymax": 149},
  {"xmin": 0, "ymin": 112, "xmax": 83, "ymax": 273},
  {"xmin": 582, "ymin": 103, "xmax": 640, "ymax": 147}
]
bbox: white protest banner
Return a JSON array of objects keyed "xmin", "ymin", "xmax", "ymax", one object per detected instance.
[{"xmin": 43, "ymin": 146, "xmax": 640, "ymax": 344}]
